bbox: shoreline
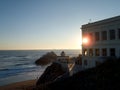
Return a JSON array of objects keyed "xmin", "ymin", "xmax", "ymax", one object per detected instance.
[{"xmin": 0, "ymin": 79, "xmax": 37, "ymax": 90}]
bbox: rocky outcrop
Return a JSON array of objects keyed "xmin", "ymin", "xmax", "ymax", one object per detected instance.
[
  {"xmin": 34, "ymin": 58, "xmax": 120, "ymax": 90},
  {"xmin": 35, "ymin": 52, "xmax": 57, "ymax": 65},
  {"xmin": 36, "ymin": 62, "xmax": 66, "ymax": 85}
]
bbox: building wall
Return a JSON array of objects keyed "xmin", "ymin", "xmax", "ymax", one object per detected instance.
[{"xmin": 81, "ymin": 16, "xmax": 120, "ymax": 69}]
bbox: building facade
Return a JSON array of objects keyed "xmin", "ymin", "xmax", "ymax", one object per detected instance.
[
  {"xmin": 81, "ymin": 16, "xmax": 120, "ymax": 69},
  {"xmin": 54, "ymin": 51, "xmax": 70, "ymax": 71}
]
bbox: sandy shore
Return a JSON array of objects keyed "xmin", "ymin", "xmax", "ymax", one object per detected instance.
[{"xmin": 0, "ymin": 79, "xmax": 37, "ymax": 90}]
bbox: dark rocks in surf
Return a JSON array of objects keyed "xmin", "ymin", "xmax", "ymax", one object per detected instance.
[{"xmin": 35, "ymin": 51, "xmax": 57, "ymax": 65}]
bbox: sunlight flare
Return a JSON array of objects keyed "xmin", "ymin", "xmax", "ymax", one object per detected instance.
[{"xmin": 83, "ymin": 38, "xmax": 89, "ymax": 44}]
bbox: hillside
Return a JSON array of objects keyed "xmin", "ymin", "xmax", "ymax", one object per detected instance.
[{"xmin": 35, "ymin": 58, "xmax": 120, "ymax": 90}]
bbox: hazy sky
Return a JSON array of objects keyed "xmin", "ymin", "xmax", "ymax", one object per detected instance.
[{"xmin": 0, "ymin": 0, "xmax": 120, "ymax": 50}]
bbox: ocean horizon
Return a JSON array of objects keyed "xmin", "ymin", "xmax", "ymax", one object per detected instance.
[{"xmin": 0, "ymin": 49, "xmax": 81, "ymax": 86}]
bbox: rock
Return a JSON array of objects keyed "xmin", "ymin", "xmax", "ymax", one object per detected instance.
[
  {"xmin": 35, "ymin": 51, "xmax": 57, "ymax": 65},
  {"xmin": 34, "ymin": 58, "xmax": 120, "ymax": 90},
  {"xmin": 36, "ymin": 62, "xmax": 66, "ymax": 85}
]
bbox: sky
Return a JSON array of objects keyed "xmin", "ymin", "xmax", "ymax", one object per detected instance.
[{"xmin": 0, "ymin": 0, "xmax": 120, "ymax": 50}]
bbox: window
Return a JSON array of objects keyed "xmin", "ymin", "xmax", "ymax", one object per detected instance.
[
  {"xmin": 95, "ymin": 32, "xmax": 100, "ymax": 41},
  {"xmin": 58, "ymin": 59, "xmax": 61, "ymax": 61},
  {"xmin": 83, "ymin": 49, "xmax": 87, "ymax": 56},
  {"xmin": 95, "ymin": 49, "xmax": 100, "ymax": 56},
  {"xmin": 118, "ymin": 29, "xmax": 120, "ymax": 39},
  {"xmin": 89, "ymin": 48, "xmax": 93, "ymax": 56},
  {"xmin": 89, "ymin": 33, "xmax": 93, "ymax": 41},
  {"xmin": 109, "ymin": 30, "xmax": 115, "ymax": 40},
  {"xmin": 110, "ymin": 48, "xmax": 115, "ymax": 56},
  {"xmin": 101, "ymin": 31, "xmax": 107, "ymax": 40},
  {"xmin": 84, "ymin": 60, "xmax": 87, "ymax": 65},
  {"xmin": 102, "ymin": 48, "xmax": 107, "ymax": 56}
]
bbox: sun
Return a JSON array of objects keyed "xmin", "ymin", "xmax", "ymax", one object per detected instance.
[{"xmin": 83, "ymin": 38, "xmax": 89, "ymax": 44}]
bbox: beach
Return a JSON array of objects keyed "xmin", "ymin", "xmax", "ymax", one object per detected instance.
[{"xmin": 0, "ymin": 79, "xmax": 36, "ymax": 90}]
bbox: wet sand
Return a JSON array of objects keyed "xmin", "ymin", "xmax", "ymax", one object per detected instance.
[{"xmin": 0, "ymin": 79, "xmax": 36, "ymax": 90}]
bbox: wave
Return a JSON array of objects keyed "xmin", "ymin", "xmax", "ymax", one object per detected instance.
[
  {"xmin": 17, "ymin": 55, "xmax": 27, "ymax": 57},
  {"xmin": 0, "ymin": 65, "xmax": 39, "ymax": 79},
  {"xmin": 0, "ymin": 55, "xmax": 35, "ymax": 61},
  {"xmin": 14, "ymin": 63, "xmax": 29, "ymax": 66},
  {"xmin": 0, "ymin": 68, "xmax": 9, "ymax": 71},
  {"xmin": 0, "ymin": 55, "xmax": 10, "ymax": 58}
]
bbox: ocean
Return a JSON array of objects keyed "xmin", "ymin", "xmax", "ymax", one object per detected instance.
[{"xmin": 0, "ymin": 50, "xmax": 80, "ymax": 86}]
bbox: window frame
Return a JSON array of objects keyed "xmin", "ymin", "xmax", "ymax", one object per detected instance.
[
  {"xmin": 95, "ymin": 32, "xmax": 100, "ymax": 41},
  {"xmin": 110, "ymin": 48, "xmax": 115, "ymax": 56},
  {"xmin": 102, "ymin": 48, "xmax": 107, "ymax": 56},
  {"xmin": 101, "ymin": 31, "xmax": 107, "ymax": 40},
  {"xmin": 109, "ymin": 29, "xmax": 115, "ymax": 40},
  {"xmin": 95, "ymin": 48, "xmax": 100, "ymax": 56}
]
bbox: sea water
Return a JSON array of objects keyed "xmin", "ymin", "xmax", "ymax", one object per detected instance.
[{"xmin": 0, "ymin": 50, "xmax": 80, "ymax": 86}]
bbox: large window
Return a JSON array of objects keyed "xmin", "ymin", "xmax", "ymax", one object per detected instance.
[
  {"xmin": 102, "ymin": 48, "xmax": 107, "ymax": 56},
  {"xmin": 84, "ymin": 60, "xmax": 87, "ymax": 65},
  {"xmin": 95, "ymin": 32, "xmax": 100, "ymax": 41},
  {"xmin": 101, "ymin": 31, "xmax": 107, "ymax": 40},
  {"xmin": 110, "ymin": 48, "xmax": 115, "ymax": 56},
  {"xmin": 89, "ymin": 33, "xmax": 93, "ymax": 41},
  {"xmin": 109, "ymin": 30, "xmax": 115, "ymax": 40},
  {"xmin": 89, "ymin": 48, "xmax": 93, "ymax": 56},
  {"xmin": 118, "ymin": 29, "xmax": 120, "ymax": 39},
  {"xmin": 95, "ymin": 49, "xmax": 100, "ymax": 56},
  {"xmin": 83, "ymin": 49, "xmax": 87, "ymax": 56}
]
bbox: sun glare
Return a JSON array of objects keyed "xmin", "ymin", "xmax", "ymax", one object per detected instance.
[{"xmin": 83, "ymin": 38, "xmax": 89, "ymax": 44}]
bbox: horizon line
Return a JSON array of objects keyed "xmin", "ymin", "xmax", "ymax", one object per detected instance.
[{"xmin": 0, "ymin": 48, "xmax": 81, "ymax": 51}]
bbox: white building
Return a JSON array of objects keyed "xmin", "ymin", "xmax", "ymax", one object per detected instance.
[
  {"xmin": 56, "ymin": 51, "xmax": 70, "ymax": 63},
  {"xmin": 55, "ymin": 51, "xmax": 75, "ymax": 74},
  {"xmin": 81, "ymin": 16, "xmax": 120, "ymax": 69},
  {"xmin": 55, "ymin": 51, "xmax": 70, "ymax": 71}
]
